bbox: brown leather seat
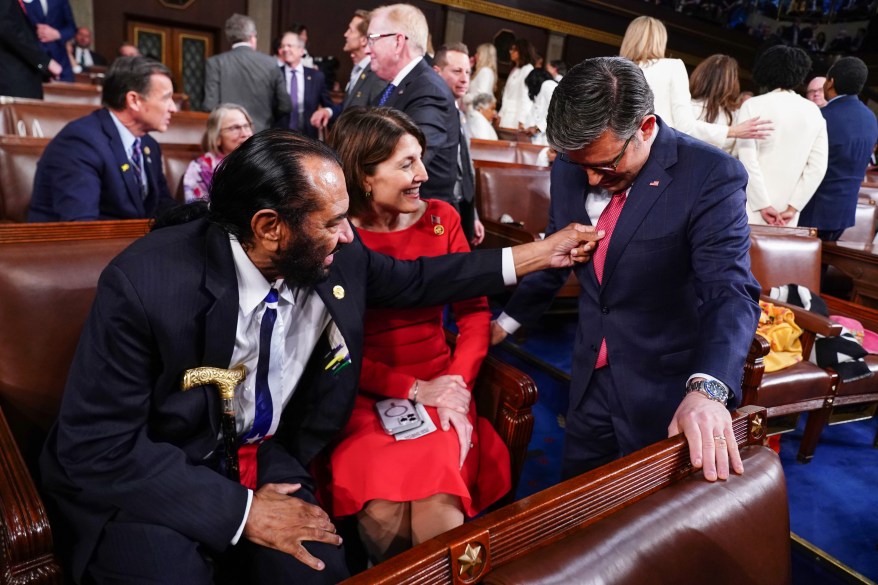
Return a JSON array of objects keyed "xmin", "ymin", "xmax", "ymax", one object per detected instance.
[
  {"xmin": 838, "ymin": 198, "xmax": 878, "ymax": 243},
  {"xmin": 0, "ymin": 136, "xmax": 47, "ymax": 222},
  {"xmin": 344, "ymin": 408, "xmax": 790, "ymax": 585},
  {"xmin": 470, "ymin": 138, "xmax": 519, "ymax": 164},
  {"xmin": 160, "ymin": 143, "xmax": 202, "ymax": 202}
]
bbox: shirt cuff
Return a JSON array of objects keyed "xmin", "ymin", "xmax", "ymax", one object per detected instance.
[
  {"xmin": 495, "ymin": 312, "xmax": 522, "ymax": 335},
  {"xmin": 501, "ymin": 248, "xmax": 517, "ymax": 286},
  {"xmin": 231, "ymin": 489, "xmax": 253, "ymax": 545}
]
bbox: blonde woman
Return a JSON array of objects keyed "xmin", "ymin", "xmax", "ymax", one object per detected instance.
[
  {"xmin": 620, "ymin": 16, "xmax": 770, "ymax": 146},
  {"xmin": 467, "ymin": 43, "xmax": 497, "ymax": 101}
]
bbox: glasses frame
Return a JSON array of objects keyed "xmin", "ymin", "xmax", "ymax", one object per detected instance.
[
  {"xmin": 219, "ymin": 122, "xmax": 253, "ymax": 135},
  {"xmin": 560, "ymin": 133, "xmax": 634, "ymax": 174},
  {"xmin": 367, "ymin": 32, "xmax": 405, "ymax": 46}
]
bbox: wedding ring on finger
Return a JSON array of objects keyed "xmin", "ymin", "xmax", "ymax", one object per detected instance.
[
  {"xmin": 469, "ymin": 442, "xmax": 474, "ymax": 448},
  {"xmin": 714, "ymin": 435, "xmax": 726, "ymax": 442}
]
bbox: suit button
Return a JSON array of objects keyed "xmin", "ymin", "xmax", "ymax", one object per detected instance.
[{"xmin": 601, "ymin": 306, "xmax": 610, "ymax": 314}]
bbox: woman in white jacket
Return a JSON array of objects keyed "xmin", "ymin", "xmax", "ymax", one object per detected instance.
[
  {"xmin": 620, "ymin": 16, "xmax": 770, "ymax": 147},
  {"xmin": 496, "ymin": 38, "xmax": 536, "ymax": 131},
  {"xmin": 735, "ymin": 46, "xmax": 828, "ymax": 226},
  {"xmin": 467, "ymin": 43, "xmax": 497, "ymax": 104}
]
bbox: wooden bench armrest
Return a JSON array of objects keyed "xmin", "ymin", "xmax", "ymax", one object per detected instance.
[
  {"xmin": 822, "ymin": 294, "xmax": 878, "ymax": 333},
  {"xmin": 0, "ymin": 406, "xmax": 62, "ymax": 583}
]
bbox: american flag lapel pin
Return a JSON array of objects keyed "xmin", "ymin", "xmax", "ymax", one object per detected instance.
[
  {"xmin": 431, "ymin": 214, "xmax": 444, "ymax": 236},
  {"xmin": 649, "ymin": 180, "xmax": 660, "ymax": 187}
]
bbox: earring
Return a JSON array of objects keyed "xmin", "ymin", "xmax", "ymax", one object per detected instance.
[{"xmin": 365, "ymin": 191, "xmax": 372, "ymax": 198}]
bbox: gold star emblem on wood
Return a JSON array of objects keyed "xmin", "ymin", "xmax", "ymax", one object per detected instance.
[{"xmin": 457, "ymin": 542, "xmax": 484, "ymax": 579}]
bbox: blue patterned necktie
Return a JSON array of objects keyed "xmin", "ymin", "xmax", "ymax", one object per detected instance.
[
  {"xmin": 130, "ymin": 137, "xmax": 146, "ymax": 199},
  {"xmin": 241, "ymin": 288, "xmax": 278, "ymax": 443},
  {"xmin": 377, "ymin": 83, "xmax": 396, "ymax": 106},
  {"xmin": 289, "ymin": 68, "xmax": 300, "ymax": 130}
]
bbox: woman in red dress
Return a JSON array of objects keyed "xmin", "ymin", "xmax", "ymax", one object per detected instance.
[{"xmin": 326, "ymin": 107, "xmax": 510, "ymax": 563}]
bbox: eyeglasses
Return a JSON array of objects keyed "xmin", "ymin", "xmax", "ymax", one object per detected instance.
[
  {"xmin": 220, "ymin": 122, "xmax": 253, "ymax": 135},
  {"xmin": 559, "ymin": 133, "xmax": 634, "ymax": 174},
  {"xmin": 367, "ymin": 32, "xmax": 406, "ymax": 46}
]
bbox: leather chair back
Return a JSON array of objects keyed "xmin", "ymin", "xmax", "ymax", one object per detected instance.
[
  {"xmin": 476, "ymin": 165, "xmax": 551, "ymax": 233},
  {"xmin": 470, "ymin": 138, "xmax": 518, "ymax": 164},
  {"xmin": 839, "ymin": 199, "xmax": 878, "ymax": 243},
  {"xmin": 41, "ymin": 82, "xmax": 102, "ymax": 106},
  {"xmin": 748, "ymin": 224, "xmax": 821, "ymax": 292},
  {"xmin": 161, "ymin": 143, "xmax": 202, "ymax": 202},
  {"xmin": 0, "ymin": 136, "xmax": 48, "ymax": 222}
]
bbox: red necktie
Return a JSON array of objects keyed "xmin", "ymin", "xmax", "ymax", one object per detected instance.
[
  {"xmin": 593, "ymin": 191, "xmax": 627, "ymax": 369},
  {"xmin": 18, "ymin": 0, "xmax": 26, "ymax": 12}
]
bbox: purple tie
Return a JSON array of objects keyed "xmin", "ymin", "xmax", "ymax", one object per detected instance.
[
  {"xmin": 130, "ymin": 138, "xmax": 146, "ymax": 199},
  {"xmin": 289, "ymin": 69, "xmax": 299, "ymax": 130}
]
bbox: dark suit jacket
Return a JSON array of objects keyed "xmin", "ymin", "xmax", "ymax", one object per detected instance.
[
  {"xmin": 343, "ymin": 62, "xmax": 386, "ymax": 110},
  {"xmin": 504, "ymin": 118, "xmax": 761, "ymax": 448},
  {"xmin": 39, "ymin": 218, "xmax": 507, "ymax": 581},
  {"xmin": 799, "ymin": 95, "xmax": 878, "ymax": 232},
  {"xmin": 28, "ymin": 108, "xmax": 175, "ymax": 222},
  {"xmin": 203, "ymin": 46, "xmax": 291, "ymax": 133},
  {"xmin": 276, "ymin": 65, "xmax": 334, "ymax": 139},
  {"xmin": 0, "ymin": 0, "xmax": 52, "ymax": 99},
  {"xmin": 376, "ymin": 58, "xmax": 460, "ymax": 202},
  {"xmin": 24, "ymin": 0, "xmax": 76, "ymax": 82}
]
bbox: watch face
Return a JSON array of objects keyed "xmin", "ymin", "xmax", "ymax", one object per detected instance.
[{"xmin": 704, "ymin": 380, "xmax": 723, "ymax": 398}]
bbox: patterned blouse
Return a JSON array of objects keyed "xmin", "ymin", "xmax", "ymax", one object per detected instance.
[{"xmin": 182, "ymin": 151, "xmax": 223, "ymax": 203}]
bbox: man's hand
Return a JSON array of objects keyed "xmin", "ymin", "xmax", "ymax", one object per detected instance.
[
  {"xmin": 244, "ymin": 483, "xmax": 342, "ymax": 571},
  {"xmin": 489, "ymin": 320, "xmax": 508, "ymax": 346},
  {"xmin": 310, "ymin": 108, "xmax": 331, "ymax": 130},
  {"xmin": 470, "ymin": 218, "xmax": 485, "ymax": 247},
  {"xmin": 414, "ymin": 375, "xmax": 470, "ymax": 414},
  {"xmin": 48, "ymin": 59, "xmax": 62, "ymax": 79},
  {"xmin": 759, "ymin": 206, "xmax": 781, "ymax": 225},
  {"xmin": 667, "ymin": 392, "xmax": 744, "ymax": 482},
  {"xmin": 36, "ymin": 23, "xmax": 62, "ymax": 43}
]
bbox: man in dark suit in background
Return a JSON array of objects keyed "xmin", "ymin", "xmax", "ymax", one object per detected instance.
[
  {"xmin": 276, "ymin": 30, "xmax": 334, "ymax": 139},
  {"xmin": 492, "ymin": 57, "xmax": 761, "ymax": 482},
  {"xmin": 70, "ymin": 26, "xmax": 108, "ymax": 74},
  {"xmin": 28, "ymin": 56, "xmax": 177, "ymax": 221},
  {"xmin": 799, "ymin": 57, "xmax": 878, "ymax": 241},
  {"xmin": 23, "ymin": 0, "xmax": 76, "ymax": 81},
  {"xmin": 203, "ymin": 13, "xmax": 290, "ymax": 132},
  {"xmin": 40, "ymin": 129, "xmax": 599, "ymax": 584},
  {"xmin": 366, "ymin": 4, "xmax": 461, "ymax": 207},
  {"xmin": 0, "ymin": 0, "xmax": 61, "ymax": 98}
]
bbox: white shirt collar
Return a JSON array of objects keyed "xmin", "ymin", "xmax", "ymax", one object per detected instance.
[
  {"xmin": 229, "ymin": 236, "xmax": 296, "ymax": 317},
  {"xmin": 355, "ymin": 55, "xmax": 371, "ymax": 70},
  {"xmin": 232, "ymin": 42, "xmax": 252, "ymax": 50},
  {"xmin": 107, "ymin": 110, "xmax": 138, "ymax": 156},
  {"xmin": 390, "ymin": 56, "xmax": 422, "ymax": 87}
]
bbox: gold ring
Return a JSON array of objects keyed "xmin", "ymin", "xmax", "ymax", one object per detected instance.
[
  {"xmin": 469, "ymin": 442, "xmax": 474, "ymax": 448},
  {"xmin": 714, "ymin": 435, "xmax": 725, "ymax": 441}
]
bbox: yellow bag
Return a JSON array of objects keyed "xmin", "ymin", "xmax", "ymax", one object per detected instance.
[{"xmin": 757, "ymin": 301, "xmax": 803, "ymax": 372}]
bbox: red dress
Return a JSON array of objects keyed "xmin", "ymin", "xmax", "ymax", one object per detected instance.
[{"xmin": 328, "ymin": 200, "xmax": 511, "ymax": 517}]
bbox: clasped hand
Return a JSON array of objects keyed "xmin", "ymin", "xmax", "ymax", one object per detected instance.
[
  {"xmin": 415, "ymin": 375, "xmax": 473, "ymax": 468},
  {"xmin": 539, "ymin": 223, "xmax": 604, "ymax": 268}
]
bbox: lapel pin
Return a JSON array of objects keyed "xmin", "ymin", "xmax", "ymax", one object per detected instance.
[
  {"xmin": 431, "ymin": 215, "xmax": 444, "ymax": 236},
  {"xmin": 143, "ymin": 146, "xmax": 151, "ymax": 156},
  {"xmin": 332, "ymin": 285, "xmax": 345, "ymax": 299},
  {"xmin": 121, "ymin": 163, "xmax": 130, "ymax": 172},
  {"xmin": 649, "ymin": 180, "xmax": 660, "ymax": 187}
]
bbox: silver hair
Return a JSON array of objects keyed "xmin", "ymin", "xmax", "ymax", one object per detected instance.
[
  {"xmin": 547, "ymin": 57, "xmax": 654, "ymax": 152},
  {"xmin": 225, "ymin": 14, "xmax": 256, "ymax": 44},
  {"xmin": 471, "ymin": 92, "xmax": 496, "ymax": 111}
]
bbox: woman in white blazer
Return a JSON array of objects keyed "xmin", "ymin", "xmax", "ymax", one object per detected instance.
[
  {"xmin": 620, "ymin": 16, "xmax": 770, "ymax": 147},
  {"xmin": 467, "ymin": 43, "xmax": 497, "ymax": 104},
  {"xmin": 689, "ymin": 54, "xmax": 744, "ymax": 154},
  {"xmin": 467, "ymin": 92, "xmax": 499, "ymax": 141},
  {"xmin": 497, "ymin": 38, "xmax": 536, "ymax": 131},
  {"xmin": 735, "ymin": 46, "xmax": 828, "ymax": 226}
]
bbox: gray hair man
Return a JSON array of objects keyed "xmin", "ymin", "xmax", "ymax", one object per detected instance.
[
  {"xmin": 203, "ymin": 14, "xmax": 290, "ymax": 132},
  {"xmin": 492, "ymin": 57, "xmax": 761, "ymax": 482}
]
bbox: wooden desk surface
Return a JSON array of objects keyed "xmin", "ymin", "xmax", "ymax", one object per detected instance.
[{"xmin": 822, "ymin": 241, "xmax": 878, "ymax": 309}]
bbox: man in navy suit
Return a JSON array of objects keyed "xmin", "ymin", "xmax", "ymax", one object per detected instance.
[
  {"xmin": 366, "ymin": 4, "xmax": 461, "ymax": 213},
  {"xmin": 0, "ymin": 0, "xmax": 61, "ymax": 99},
  {"xmin": 23, "ymin": 0, "xmax": 76, "ymax": 81},
  {"xmin": 492, "ymin": 57, "xmax": 761, "ymax": 482},
  {"xmin": 28, "ymin": 56, "xmax": 177, "ymax": 222},
  {"xmin": 799, "ymin": 57, "xmax": 878, "ymax": 241},
  {"xmin": 277, "ymin": 30, "xmax": 334, "ymax": 139},
  {"xmin": 39, "ymin": 130, "xmax": 598, "ymax": 584}
]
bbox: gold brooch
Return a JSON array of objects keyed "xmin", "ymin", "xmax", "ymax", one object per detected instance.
[
  {"xmin": 121, "ymin": 163, "xmax": 130, "ymax": 172},
  {"xmin": 433, "ymin": 225, "xmax": 445, "ymax": 236},
  {"xmin": 332, "ymin": 285, "xmax": 345, "ymax": 299}
]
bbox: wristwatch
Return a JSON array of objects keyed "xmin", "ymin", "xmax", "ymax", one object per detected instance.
[{"xmin": 685, "ymin": 379, "xmax": 729, "ymax": 405}]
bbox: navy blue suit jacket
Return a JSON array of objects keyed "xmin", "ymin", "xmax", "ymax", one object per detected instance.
[
  {"xmin": 799, "ymin": 95, "xmax": 878, "ymax": 232},
  {"xmin": 0, "ymin": 0, "xmax": 52, "ymax": 98},
  {"xmin": 504, "ymin": 118, "xmax": 760, "ymax": 448},
  {"xmin": 376, "ymin": 58, "xmax": 460, "ymax": 202},
  {"xmin": 24, "ymin": 0, "xmax": 76, "ymax": 81},
  {"xmin": 276, "ymin": 65, "xmax": 334, "ymax": 139},
  {"xmin": 39, "ymin": 218, "xmax": 507, "ymax": 581},
  {"xmin": 28, "ymin": 108, "xmax": 175, "ymax": 222}
]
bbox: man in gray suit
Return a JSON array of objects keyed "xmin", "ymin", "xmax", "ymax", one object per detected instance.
[{"xmin": 203, "ymin": 14, "xmax": 290, "ymax": 132}]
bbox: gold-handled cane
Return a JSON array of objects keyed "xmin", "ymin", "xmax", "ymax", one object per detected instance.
[{"xmin": 181, "ymin": 365, "xmax": 247, "ymax": 481}]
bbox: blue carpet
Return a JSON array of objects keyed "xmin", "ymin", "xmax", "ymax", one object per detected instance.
[{"xmin": 495, "ymin": 312, "xmax": 878, "ymax": 582}]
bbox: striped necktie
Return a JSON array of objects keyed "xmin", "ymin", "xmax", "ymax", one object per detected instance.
[
  {"xmin": 377, "ymin": 83, "xmax": 396, "ymax": 106},
  {"xmin": 593, "ymin": 192, "xmax": 627, "ymax": 369}
]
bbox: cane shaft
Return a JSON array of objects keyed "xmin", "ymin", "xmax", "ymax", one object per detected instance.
[{"xmin": 221, "ymin": 400, "xmax": 240, "ymax": 481}]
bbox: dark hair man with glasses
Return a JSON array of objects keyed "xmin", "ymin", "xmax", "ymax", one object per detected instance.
[
  {"xmin": 29, "ymin": 56, "xmax": 178, "ymax": 222},
  {"xmin": 492, "ymin": 57, "xmax": 761, "ymax": 483}
]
